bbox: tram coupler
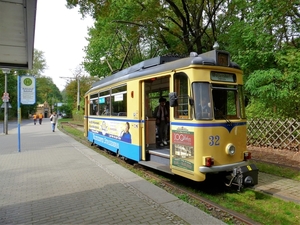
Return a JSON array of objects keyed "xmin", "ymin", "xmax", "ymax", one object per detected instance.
[{"xmin": 225, "ymin": 164, "xmax": 259, "ymax": 191}]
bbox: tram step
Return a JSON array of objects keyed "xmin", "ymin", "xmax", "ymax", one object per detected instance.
[
  {"xmin": 138, "ymin": 161, "xmax": 173, "ymax": 174},
  {"xmin": 148, "ymin": 149, "xmax": 170, "ymax": 165},
  {"xmin": 148, "ymin": 149, "xmax": 170, "ymax": 158}
]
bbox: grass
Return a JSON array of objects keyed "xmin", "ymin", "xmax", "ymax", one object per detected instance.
[
  {"xmin": 251, "ymin": 160, "xmax": 300, "ymax": 181},
  {"xmin": 202, "ymin": 190, "xmax": 300, "ymax": 225},
  {"xmin": 59, "ymin": 118, "xmax": 300, "ymax": 225}
]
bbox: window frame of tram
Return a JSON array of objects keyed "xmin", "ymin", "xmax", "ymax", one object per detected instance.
[
  {"xmin": 95, "ymin": 89, "xmax": 110, "ymax": 116},
  {"xmin": 90, "ymin": 93, "xmax": 99, "ymax": 115},
  {"xmin": 192, "ymin": 82, "xmax": 213, "ymax": 120},
  {"xmin": 90, "ymin": 85, "xmax": 128, "ymax": 117},
  {"xmin": 238, "ymin": 85, "xmax": 246, "ymax": 119},
  {"xmin": 173, "ymin": 72, "xmax": 190, "ymax": 119},
  {"xmin": 111, "ymin": 85, "xmax": 127, "ymax": 116},
  {"xmin": 212, "ymin": 84, "xmax": 240, "ymax": 120}
]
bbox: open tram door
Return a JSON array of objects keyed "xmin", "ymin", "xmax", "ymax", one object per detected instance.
[
  {"xmin": 83, "ymin": 95, "xmax": 89, "ymax": 137},
  {"xmin": 141, "ymin": 79, "xmax": 157, "ymax": 161},
  {"xmin": 140, "ymin": 77, "xmax": 173, "ymax": 174}
]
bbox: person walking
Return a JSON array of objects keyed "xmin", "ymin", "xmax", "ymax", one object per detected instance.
[
  {"xmin": 33, "ymin": 114, "xmax": 37, "ymax": 125},
  {"xmin": 38, "ymin": 113, "xmax": 43, "ymax": 125},
  {"xmin": 49, "ymin": 112, "xmax": 58, "ymax": 132}
]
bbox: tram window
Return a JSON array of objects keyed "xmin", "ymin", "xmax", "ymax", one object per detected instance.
[
  {"xmin": 212, "ymin": 85, "xmax": 239, "ymax": 120},
  {"xmin": 238, "ymin": 85, "xmax": 246, "ymax": 119},
  {"xmin": 99, "ymin": 89, "xmax": 111, "ymax": 116},
  {"xmin": 192, "ymin": 83, "xmax": 213, "ymax": 120},
  {"xmin": 111, "ymin": 85, "xmax": 127, "ymax": 116},
  {"xmin": 174, "ymin": 73, "xmax": 189, "ymax": 119},
  {"xmin": 90, "ymin": 94, "xmax": 98, "ymax": 115}
]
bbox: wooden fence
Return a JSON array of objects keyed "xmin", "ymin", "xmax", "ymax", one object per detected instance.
[{"xmin": 247, "ymin": 119, "xmax": 300, "ymax": 151}]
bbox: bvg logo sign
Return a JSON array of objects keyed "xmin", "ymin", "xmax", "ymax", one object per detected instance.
[{"xmin": 23, "ymin": 78, "xmax": 33, "ymax": 86}]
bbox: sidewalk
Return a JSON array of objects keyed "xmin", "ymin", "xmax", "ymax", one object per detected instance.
[
  {"xmin": 0, "ymin": 119, "xmax": 225, "ymax": 225},
  {"xmin": 254, "ymin": 173, "xmax": 300, "ymax": 204}
]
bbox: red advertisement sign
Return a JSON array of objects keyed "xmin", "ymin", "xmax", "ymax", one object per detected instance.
[{"xmin": 172, "ymin": 131, "xmax": 194, "ymax": 146}]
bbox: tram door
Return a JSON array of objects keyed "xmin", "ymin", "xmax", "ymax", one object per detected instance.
[
  {"xmin": 83, "ymin": 96, "xmax": 89, "ymax": 137},
  {"xmin": 141, "ymin": 77, "xmax": 171, "ymax": 160},
  {"xmin": 141, "ymin": 80, "xmax": 157, "ymax": 160}
]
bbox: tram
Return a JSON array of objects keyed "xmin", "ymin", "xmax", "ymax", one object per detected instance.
[{"xmin": 84, "ymin": 45, "xmax": 258, "ymax": 189}]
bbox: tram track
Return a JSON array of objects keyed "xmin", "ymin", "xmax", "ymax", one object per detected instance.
[
  {"xmin": 60, "ymin": 122, "xmax": 260, "ymax": 224},
  {"xmin": 136, "ymin": 166, "xmax": 260, "ymax": 225},
  {"xmin": 60, "ymin": 122, "xmax": 300, "ymax": 225}
]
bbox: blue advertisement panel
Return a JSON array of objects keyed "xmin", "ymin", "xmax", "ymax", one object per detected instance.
[{"xmin": 88, "ymin": 118, "xmax": 141, "ymax": 161}]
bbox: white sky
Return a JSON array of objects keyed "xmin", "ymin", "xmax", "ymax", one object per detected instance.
[{"xmin": 34, "ymin": 0, "xmax": 94, "ymax": 91}]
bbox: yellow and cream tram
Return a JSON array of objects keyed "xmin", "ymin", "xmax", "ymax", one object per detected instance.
[{"xmin": 84, "ymin": 46, "xmax": 258, "ymax": 189}]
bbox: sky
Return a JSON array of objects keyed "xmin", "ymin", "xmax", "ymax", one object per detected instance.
[{"xmin": 34, "ymin": 0, "xmax": 94, "ymax": 91}]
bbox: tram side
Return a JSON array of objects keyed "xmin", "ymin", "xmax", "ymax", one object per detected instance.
[{"xmin": 84, "ymin": 49, "xmax": 258, "ymax": 189}]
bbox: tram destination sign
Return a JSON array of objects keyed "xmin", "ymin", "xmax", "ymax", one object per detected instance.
[
  {"xmin": 210, "ymin": 72, "xmax": 236, "ymax": 82},
  {"xmin": 20, "ymin": 76, "xmax": 36, "ymax": 105}
]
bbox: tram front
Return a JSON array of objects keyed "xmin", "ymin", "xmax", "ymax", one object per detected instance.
[{"xmin": 169, "ymin": 49, "xmax": 258, "ymax": 190}]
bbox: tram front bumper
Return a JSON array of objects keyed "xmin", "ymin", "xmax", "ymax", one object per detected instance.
[
  {"xmin": 234, "ymin": 164, "xmax": 259, "ymax": 186},
  {"xmin": 199, "ymin": 161, "xmax": 248, "ymax": 173},
  {"xmin": 200, "ymin": 162, "xmax": 259, "ymax": 187}
]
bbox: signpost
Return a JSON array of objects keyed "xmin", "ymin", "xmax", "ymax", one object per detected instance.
[
  {"xmin": 20, "ymin": 76, "xmax": 36, "ymax": 105},
  {"xmin": 2, "ymin": 68, "xmax": 10, "ymax": 134},
  {"xmin": 1, "ymin": 92, "xmax": 10, "ymax": 133},
  {"xmin": 17, "ymin": 75, "xmax": 36, "ymax": 152}
]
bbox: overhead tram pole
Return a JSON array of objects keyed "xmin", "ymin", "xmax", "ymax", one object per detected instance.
[
  {"xmin": 60, "ymin": 76, "xmax": 80, "ymax": 111},
  {"xmin": 100, "ymin": 56, "xmax": 114, "ymax": 73},
  {"xmin": 2, "ymin": 68, "xmax": 11, "ymax": 134}
]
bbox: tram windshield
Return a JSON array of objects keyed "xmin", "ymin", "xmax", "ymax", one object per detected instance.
[{"xmin": 193, "ymin": 83, "xmax": 242, "ymax": 120}]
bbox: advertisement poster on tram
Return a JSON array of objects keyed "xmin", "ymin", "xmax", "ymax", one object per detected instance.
[
  {"xmin": 88, "ymin": 119, "xmax": 132, "ymax": 144},
  {"xmin": 171, "ymin": 126, "xmax": 194, "ymax": 171}
]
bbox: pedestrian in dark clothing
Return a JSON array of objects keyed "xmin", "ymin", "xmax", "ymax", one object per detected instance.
[
  {"xmin": 154, "ymin": 97, "xmax": 169, "ymax": 147},
  {"xmin": 38, "ymin": 113, "xmax": 43, "ymax": 125}
]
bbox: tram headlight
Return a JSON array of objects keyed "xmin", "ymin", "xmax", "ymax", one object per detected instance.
[{"xmin": 226, "ymin": 144, "xmax": 236, "ymax": 155}]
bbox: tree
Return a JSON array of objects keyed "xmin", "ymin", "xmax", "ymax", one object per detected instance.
[
  {"xmin": 1, "ymin": 49, "xmax": 62, "ymax": 118},
  {"xmin": 65, "ymin": 0, "xmax": 300, "ymax": 119},
  {"xmin": 67, "ymin": 0, "xmax": 237, "ymax": 78},
  {"xmin": 245, "ymin": 45, "xmax": 300, "ymax": 119},
  {"xmin": 216, "ymin": 0, "xmax": 300, "ymax": 118},
  {"xmin": 220, "ymin": 0, "xmax": 300, "ymax": 77},
  {"xmin": 0, "ymin": 70, "xmax": 18, "ymax": 119},
  {"xmin": 24, "ymin": 49, "xmax": 62, "ymax": 115},
  {"xmin": 31, "ymin": 49, "xmax": 48, "ymax": 77},
  {"xmin": 62, "ymin": 66, "xmax": 99, "ymax": 117}
]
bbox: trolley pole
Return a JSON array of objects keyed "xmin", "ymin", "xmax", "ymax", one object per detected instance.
[
  {"xmin": 77, "ymin": 78, "xmax": 80, "ymax": 111},
  {"xmin": 2, "ymin": 68, "xmax": 10, "ymax": 134},
  {"xmin": 59, "ymin": 76, "xmax": 80, "ymax": 111}
]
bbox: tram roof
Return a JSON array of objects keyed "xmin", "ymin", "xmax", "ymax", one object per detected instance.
[{"xmin": 88, "ymin": 50, "xmax": 241, "ymax": 93}]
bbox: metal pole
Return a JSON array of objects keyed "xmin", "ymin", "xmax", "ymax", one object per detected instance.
[
  {"xmin": 18, "ymin": 75, "xmax": 21, "ymax": 152},
  {"xmin": 2, "ymin": 68, "xmax": 10, "ymax": 134},
  {"xmin": 77, "ymin": 78, "xmax": 80, "ymax": 111},
  {"xmin": 106, "ymin": 59, "xmax": 113, "ymax": 73},
  {"xmin": 4, "ymin": 72, "xmax": 8, "ymax": 134}
]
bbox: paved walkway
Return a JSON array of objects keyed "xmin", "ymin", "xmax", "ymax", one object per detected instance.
[
  {"xmin": 0, "ymin": 119, "xmax": 225, "ymax": 225},
  {"xmin": 254, "ymin": 173, "xmax": 300, "ymax": 204}
]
